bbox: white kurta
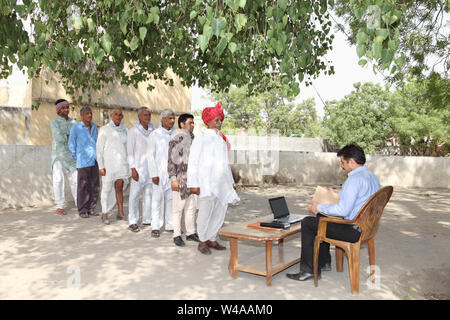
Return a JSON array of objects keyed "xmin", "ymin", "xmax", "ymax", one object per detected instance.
[
  {"xmin": 187, "ymin": 128, "xmax": 240, "ymax": 242},
  {"xmin": 127, "ymin": 121, "xmax": 154, "ymax": 224},
  {"xmin": 96, "ymin": 121, "xmax": 130, "ymax": 214},
  {"xmin": 148, "ymin": 126, "xmax": 177, "ymax": 231},
  {"xmin": 187, "ymin": 128, "xmax": 239, "ymax": 206}
]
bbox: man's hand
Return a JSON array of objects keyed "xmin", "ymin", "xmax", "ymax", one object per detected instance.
[
  {"xmin": 171, "ymin": 181, "xmax": 179, "ymax": 192},
  {"xmin": 131, "ymin": 168, "xmax": 139, "ymax": 182},
  {"xmin": 99, "ymin": 168, "xmax": 106, "ymax": 176},
  {"xmin": 190, "ymin": 187, "xmax": 200, "ymax": 195},
  {"xmin": 152, "ymin": 177, "xmax": 160, "ymax": 185},
  {"xmin": 308, "ymin": 200, "xmax": 319, "ymax": 215}
]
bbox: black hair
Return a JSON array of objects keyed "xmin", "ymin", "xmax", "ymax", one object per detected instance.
[
  {"xmin": 178, "ymin": 113, "xmax": 194, "ymax": 128},
  {"xmin": 337, "ymin": 143, "xmax": 366, "ymax": 165},
  {"xmin": 55, "ymin": 99, "xmax": 67, "ymax": 105}
]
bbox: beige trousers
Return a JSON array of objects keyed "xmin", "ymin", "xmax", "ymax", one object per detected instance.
[
  {"xmin": 196, "ymin": 196, "xmax": 228, "ymax": 242},
  {"xmin": 172, "ymin": 191, "xmax": 197, "ymax": 238}
]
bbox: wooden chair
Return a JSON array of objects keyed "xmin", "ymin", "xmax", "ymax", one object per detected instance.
[{"xmin": 313, "ymin": 186, "xmax": 394, "ymax": 294}]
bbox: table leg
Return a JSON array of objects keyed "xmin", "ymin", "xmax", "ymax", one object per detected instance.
[
  {"xmin": 266, "ymin": 240, "xmax": 273, "ymax": 286},
  {"xmin": 228, "ymin": 237, "xmax": 238, "ymax": 278}
]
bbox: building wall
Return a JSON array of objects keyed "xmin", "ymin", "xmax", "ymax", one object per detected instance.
[
  {"xmin": 1, "ymin": 145, "xmax": 449, "ymax": 209},
  {"xmin": 1, "ymin": 68, "xmax": 191, "ymax": 145}
]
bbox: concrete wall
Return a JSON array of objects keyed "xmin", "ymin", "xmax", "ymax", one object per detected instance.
[{"xmin": 1, "ymin": 145, "xmax": 449, "ymax": 209}]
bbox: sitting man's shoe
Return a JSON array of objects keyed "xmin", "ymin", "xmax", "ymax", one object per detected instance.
[
  {"xmin": 198, "ymin": 242, "xmax": 211, "ymax": 255},
  {"xmin": 186, "ymin": 233, "xmax": 200, "ymax": 242},
  {"xmin": 206, "ymin": 240, "xmax": 226, "ymax": 250},
  {"xmin": 174, "ymin": 236, "xmax": 185, "ymax": 247},
  {"xmin": 129, "ymin": 224, "xmax": 140, "ymax": 233},
  {"xmin": 321, "ymin": 262, "xmax": 332, "ymax": 272},
  {"xmin": 286, "ymin": 271, "xmax": 321, "ymax": 281}
]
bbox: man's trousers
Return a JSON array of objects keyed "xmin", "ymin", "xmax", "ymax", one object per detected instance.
[
  {"xmin": 128, "ymin": 180, "xmax": 152, "ymax": 225},
  {"xmin": 76, "ymin": 162, "xmax": 100, "ymax": 214},
  {"xmin": 299, "ymin": 214, "xmax": 361, "ymax": 274},
  {"xmin": 196, "ymin": 196, "xmax": 228, "ymax": 242},
  {"xmin": 52, "ymin": 160, "xmax": 77, "ymax": 209},
  {"xmin": 151, "ymin": 185, "xmax": 173, "ymax": 231},
  {"xmin": 172, "ymin": 191, "xmax": 197, "ymax": 238}
]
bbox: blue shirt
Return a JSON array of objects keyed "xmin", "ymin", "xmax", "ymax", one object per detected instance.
[
  {"xmin": 68, "ymin": 121, "xmax": 98, "ymax": 169},
  {"xmin": 317, "ymin": 166, "xmax": 381, "ymax": 220}
]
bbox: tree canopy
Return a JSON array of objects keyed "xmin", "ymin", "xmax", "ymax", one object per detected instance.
[{"xmin": 1, "ymin": 0, "xmax": 439, "ymax": 104}]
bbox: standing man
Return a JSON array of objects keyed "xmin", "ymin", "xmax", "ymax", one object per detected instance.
[
  {"xmin": 96, "ymin": 108, "xmax": 130, "ymax": 225},
  {"xmin": 68, "ymin": 106, "xmax": 100, "ymax": 219},
  {"xmin": 50, "ymin": 99, "xmax": 78, "ymax": 215},
  {"xmin": 127, "ymin": 107, "xmax": 154, "ymax": 233},
  {"xmin": 168, "ymin": 113, "xmax": 200, "ymax": 247},
  {"xmin": 286, "ymin": 143, "xmax": 381, "ymax": 282},
  {"xmin": 187, "ymin": 102, "xmax": 240, "ymax": 255},
  {"xmin": 148, "ymin": 109, "xmax": 177, "ymax": 238}
]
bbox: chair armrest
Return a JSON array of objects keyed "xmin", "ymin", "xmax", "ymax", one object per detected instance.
[{"xmin": 316, "ymin": 215, "xmax": 358, "ymax": 237}]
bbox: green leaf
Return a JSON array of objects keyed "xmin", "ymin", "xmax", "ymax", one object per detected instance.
[
  {"xmin": 239, "ymin": 0, "xmax": 246, "ymax": 8},
  {"xmin": 215, "ymin": 37, "xmax": 228, "ymax": 56},
  {"xmin": 226, "ymin": 0, "xmax": 239, "ymax": 11},
  {"xmin": 356, "ymin": 44, "xmax": 365, "ymax": 58},
  {"xmin": 235, "ymin": 14, "xmax": 247, "ymax": 32},
  {"xmin": 228, "ymin": 42, "xmax": 237, "ymax": 53},
  {"xmin": 356, "ymin": 31, "xmax": 369, "ymax": 45},
  {"xmin": 130, "ymin": 36, "xmax": 139, "ymax": 51},
  {"xmin": 375, "ymin": 28, "xmax": 389, "ymax": 40},
  {"xmin": 150, "ymin": 6, "xmax": 160, "ymax": 25},
  {"xmin": 203, "ymin": 24, "xmax": 213, "ymax": 42},
  {"xmin": 101, "ymin": 33, "xmax": 112, "ymax": 54},
  {"xmin": 139, "ymin": 27, "xmax": 147, "ymax": 42},
  {"xmin": 395, "ymin": 55, "xmax": 405, "ymax": 68},
  {"xmin": 190, "ymin": 10, "xmax": 197, "ymax": 20},
  {"xmin": 372, "ymin": 42, "xmax": 382, "ymax": 59},
  {"xmin": 87, "ymin": 18, "xmax": 95, "ymax": 32},
  {"xmin": 358, "ymin": 59, "xmax": 367, "ymax": 67},
  {"xmin": 198, "ymin": 34, "xmax": 209, "ymax": 53},
  {"xmin": 212, "ymin": 17, "xmax": 226, "ymax": 38},
  {"xmin": 278, "ymin": 0, "xmax": 288, "ymax": 11}
]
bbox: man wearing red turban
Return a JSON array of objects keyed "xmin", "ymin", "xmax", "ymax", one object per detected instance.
[{"xmin": 187, "ymin": 102, "xmax": 239, "ymax": 255}]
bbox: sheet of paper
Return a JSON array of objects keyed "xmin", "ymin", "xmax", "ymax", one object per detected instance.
[{"xmin": 312, "ymin": 186, "xmax": 340, "ymax": 204}]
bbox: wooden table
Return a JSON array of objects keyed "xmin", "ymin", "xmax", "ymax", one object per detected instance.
[{"xmin": 219, "ymin": 215, "xmax": 305, "ymax": 286}]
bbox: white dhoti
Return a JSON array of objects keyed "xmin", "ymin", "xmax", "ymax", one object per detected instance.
[
  {"xmin": 196, "ymin": 196, "xmax": 228, "ymax": 242},
  {"xmin": 128, "ymin": 180, "xmax": 152, "ymax": 225},
  {"xmin": 100, "ymin": 177, "xmax": 129, "ymax": 214},
  {"xmin": 151, "ymin": 185, "xmax": 173, "ymax": 231},
  {"xmin": 52, "ymin": 160, "xmax": 78, "ymax": 209},
  {"xmin": 172, "ymin": 191, "xmax": 197, "ymax": 238}
]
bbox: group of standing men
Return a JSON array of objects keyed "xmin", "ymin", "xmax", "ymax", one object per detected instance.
[{"xmin": 50, "ymin": 99, "xmax": 239, "ymax": 254}]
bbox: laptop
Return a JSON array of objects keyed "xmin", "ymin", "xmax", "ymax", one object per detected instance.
[{"xmin": 260, "ymin": 196, "xmax": 305, "ymax": 228}]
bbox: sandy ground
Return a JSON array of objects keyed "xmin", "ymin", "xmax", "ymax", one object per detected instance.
[{"xmin": 0, "ymin": 184, "xmax": 449, "ymax": 300}]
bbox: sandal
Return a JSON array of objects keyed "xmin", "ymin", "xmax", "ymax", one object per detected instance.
[
  {"xmin": 151, "ymin": 230, "xmax": 160, "ymax": 238},
  {"xmin": 79, "ymin": 213, "xmax": 89, "ymax": 218},
  {"xmin": 89, "ymin": 211, "xmax": 99, "ymax": 216}
]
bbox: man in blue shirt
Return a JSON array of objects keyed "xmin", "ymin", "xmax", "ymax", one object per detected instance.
[
  {"xmin": 287, "ymin": 143, "xmax": 381, "ymax": 282},
  {"xmin": 69, "ymin": 106, "xmax": 100, "ymax": 219}
]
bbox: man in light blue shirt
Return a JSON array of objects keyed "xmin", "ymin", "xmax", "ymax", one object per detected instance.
[
  {"xmin": 287, "ymin": 143, "xmax": 381, "ymax": 282},
  {"xmin": 69, "ymin": 106, "xmax": 100, "ymax": 218}
]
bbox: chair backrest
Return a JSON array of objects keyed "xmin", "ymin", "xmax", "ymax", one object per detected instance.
[{"xmin": 353, "ymin": 186, "xmax": 393, "ymax": 242}]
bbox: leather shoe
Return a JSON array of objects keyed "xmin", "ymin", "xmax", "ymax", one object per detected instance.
[
  {"xmin": 286, "ymin": 271, "xmax": 321, "ymax": 281},
  {"xmin": 206, "ymin": 240, "xmax": 226, "ymax": 250},
  {"xmin": 186, "ymin": 233, "xmax": 200, "ymax": 242},
  {"xmin": 321, "ymin": 263, "xmax": 332, "ymax": 272},
  {"xmin": 174, "ymin": 236, "xmax": 185, "ymax": 247},
  {"xmin": 198, "ymin": 242, "xmax": 211, "ymax": 255}
]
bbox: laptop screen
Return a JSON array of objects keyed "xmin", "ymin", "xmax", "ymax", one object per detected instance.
[{"xmin": 269, "ymin": 197, "xmax": 290, "ymax": 219}]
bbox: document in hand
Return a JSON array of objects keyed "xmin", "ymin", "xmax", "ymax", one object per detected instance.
[{"xmin": 312, "ymin": 186, "xmax": 340, "ymax": 204}]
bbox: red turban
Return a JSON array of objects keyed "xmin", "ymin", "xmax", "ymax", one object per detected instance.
[
  {"xmin": 56, "ymin": 100, "xmax": 69, "ymax": 113},
  {"xmin": 202, "ymin": 102, "xmax": 230, "ymax": 150}
]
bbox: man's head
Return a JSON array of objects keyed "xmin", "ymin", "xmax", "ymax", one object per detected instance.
[
  {"xmin": 138, "ymin": 107, "xmax": 151, "ymax": 126},
  {"xmin": 80, "ymin": 106, "xmax": 93, "ymax": 124},
  {"xmin": 110, "ymin": 108, "xmax": 123, "ymax": 126},
  {"xmin": 202, "ymin": 102, "xmax": 224, "ymax": 130},
  {"xmin": 337, "ymin": 143, "xmax": 366, "ymax": 174},
  {"xmin": 178, "ymin": 113, "xmax": 195, "ymax": 133},
  {"xmin": 161, "ymin": 108, "xmax": 175, "ymax": 130},
  {"xmin": 55, "ymin": 99, "xmax": 70, "ymax": 118}
]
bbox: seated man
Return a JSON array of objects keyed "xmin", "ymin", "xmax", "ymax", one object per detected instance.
[{"xmin": 287, "ymin": 143, "xmax": 381, "ymax": 281}]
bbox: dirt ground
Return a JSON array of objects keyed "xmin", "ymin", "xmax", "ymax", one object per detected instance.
[{"xmin": 0, "ymin": 184, "xmax": 449, "ymax": 300}]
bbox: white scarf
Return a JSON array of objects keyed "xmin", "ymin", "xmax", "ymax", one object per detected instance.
[{"xmin": 135, "ymin": 120, "xmax": 154, "ymax": 137}]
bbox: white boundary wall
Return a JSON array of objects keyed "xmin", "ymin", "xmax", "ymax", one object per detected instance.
[{"xmin": 1, "ymin": 145, "xmax": 449, "ymax": 209}]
